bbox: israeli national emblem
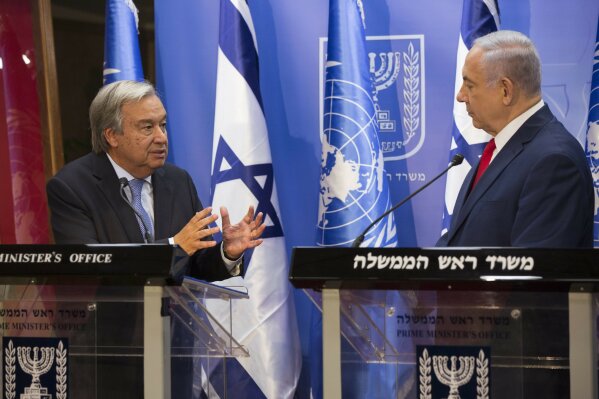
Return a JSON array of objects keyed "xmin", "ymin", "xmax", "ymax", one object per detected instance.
[
  {"xmin": 417, "ymin": 345, "xmax": 490, "ymax": 399},
  {"xmin": 3, "ymin": 337, "xmax": 68, "ymax": 399}
]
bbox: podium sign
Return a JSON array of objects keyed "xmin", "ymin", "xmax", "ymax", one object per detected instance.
[
  {"xmin": 0, "ymin": 245, "xmax": 249, "ymax": 399},
  {"xmin": 0, "ymin": 244, "xmax": 172, "ymax": 398},
  {"xmin": 291, "ymin": 247, "xmax": 599, "ymax": 399}
]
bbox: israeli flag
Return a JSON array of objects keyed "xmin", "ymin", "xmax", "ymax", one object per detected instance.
[
  {"xmin": 317, "ymin": 0, "xmax": 398, "ymax": 248},
  {"xmin": 207, "ymin": 0, "xmax": 301, "ymax": 397},
  {"xmin": 585, "ymin": 18, "xmax": 599, "ymax": 245},
  {"xmin": 441, "ymin": 0, "xmax": 499, "ymax": 232},
  {"xmin": 103, "ymin": 0, "xmax": 144, "ymax": 84}
]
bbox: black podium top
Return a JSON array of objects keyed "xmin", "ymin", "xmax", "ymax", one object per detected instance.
[
  {"xmin": 289, "ymin": 247, "xmax": 599, "ymax": 292},
  {"xmin": 0, "ymin": 244, "xmax": 173, "ymax": 285}
]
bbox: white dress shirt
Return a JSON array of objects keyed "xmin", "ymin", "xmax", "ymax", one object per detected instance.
[{"xmin": 490, "ymin": 100, "xmax": 545, "ymax": 163}]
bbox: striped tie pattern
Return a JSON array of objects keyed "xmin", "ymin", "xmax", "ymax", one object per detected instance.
[{"xmin": 129, "ymin": 178, "xmax": 153, "ymax": 241}]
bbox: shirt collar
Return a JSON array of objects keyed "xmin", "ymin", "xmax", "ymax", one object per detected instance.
[
  {"xmin": 493, "ymin": 99, "xmax": 544, "ymax": 155},
  {"xmin": 106, "ymin": 153, "xmax": 152, "ymax": 184}
]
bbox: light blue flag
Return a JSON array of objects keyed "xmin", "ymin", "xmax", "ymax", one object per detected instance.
[
  {"xmin": 585, "ymin": 18, "xmax": 599, "ymax": 245},
  {"xmin": 317, "ymin": 0, "xmax": 397, "ymax": 248},
  {"xmin": 205, "ymin": 0, "xmax": 301, "ymax": 398},
  {"xmin": 103, "ymin": 0, "xmax": 144, "ymax": 84},
  {"xmin": 441, "ymin": 0, "xmax": 500, "ymax": 233},
  {"xmin": 313, "ymin": 1, "xmax": 399, "ymax": 398}
]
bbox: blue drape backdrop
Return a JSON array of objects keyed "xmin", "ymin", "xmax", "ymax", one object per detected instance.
[{"xmin": 155, "ymin": 0, "xmax": 598, "ymax": 395}]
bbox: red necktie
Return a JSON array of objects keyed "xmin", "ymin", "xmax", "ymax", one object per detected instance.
[{"xmin": 472, "ymin": 139, "xmax": 496, "ymax": 188}]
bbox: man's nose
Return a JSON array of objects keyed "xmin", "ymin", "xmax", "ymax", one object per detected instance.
[
  {"xmin": 456, "ymin": 86, "xmax": 466, "ymax": 103},
  {"xmin": 153, "ymin": 126, "xmax": 167, "ymax": 142}
]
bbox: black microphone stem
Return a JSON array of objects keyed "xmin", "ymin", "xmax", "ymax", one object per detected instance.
[{"xmin": 351, "ymin": 154, "xmax": 464, "ymax": 247}]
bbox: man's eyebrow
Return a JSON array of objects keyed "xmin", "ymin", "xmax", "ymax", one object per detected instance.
[
  {"xmin": 135, "ymin": 117, "xmax": 165, "ymax": 125},
  {"xmin": 134, "ymin": 119, "xmax": 154, "ymax": 125}
]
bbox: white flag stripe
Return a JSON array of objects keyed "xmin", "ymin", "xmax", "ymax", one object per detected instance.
[{"xmin": 212, "ymin": 49, "xmax": 271, "ymax": 169}]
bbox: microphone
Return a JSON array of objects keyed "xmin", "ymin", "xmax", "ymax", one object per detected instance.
[
  {"xmin": 351, "ymin": 154, "xmax": 464, "ymax": 247},
  {"xmin": 119, "ymin": 177, "xmax": 153, "ymax": 243}
]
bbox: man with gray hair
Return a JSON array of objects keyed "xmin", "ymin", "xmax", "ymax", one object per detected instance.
[
  {"xmin": 438, "ymin": 30, "xmax": 593, "ymax": 247},
  {"xmin": 47, "ymin": 80, "xmax": 265, "ymax": 280}
]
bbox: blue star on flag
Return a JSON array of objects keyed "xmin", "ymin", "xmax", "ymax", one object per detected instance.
[
  {"xmin": 452, "ymin": 137, "xmax": 487, "ymax": 167},
  {"xmin": 211, "ymin": 136, "xmax": 283, "ymax": 239}
]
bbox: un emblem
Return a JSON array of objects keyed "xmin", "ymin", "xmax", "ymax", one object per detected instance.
[
  {"xmin": 587, "ymin": 120, "xmax": 599, "ymax": 243},
  {"xmin": 319, "ymin": 34, "xmax": 425, "ymax": 162},
  {"xmin": 3, "ymin": 337, "xmax": 68, "ymax": 399},
  {"xmin": 317, "ymin": 52, "xmax": 397, "ymax": 247},
  {"xmin": 417, "ymin": 345, "xmax": 490, "ymax": 399},
  {"xmin": 586, "ymin": 35, "xmax": 599, "ymax": 244}
]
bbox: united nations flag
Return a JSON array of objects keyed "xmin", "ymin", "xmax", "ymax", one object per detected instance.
[
  {"xmin": 103, "ymin": 0, "xmax": 144, "ymax": 84},
  {"xmin": 585, "ymin": 18, "xmax": 599, "ymax": 245},
  {"xmin": 317, "ymin": 0, "xmax": 398, "ymax": 248},
  {"xmin": 312, "ymin": 1, "xmax": 401, "ymax": 398}
]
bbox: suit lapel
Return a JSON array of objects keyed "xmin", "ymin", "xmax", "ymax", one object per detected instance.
[
  {"xmin": 92, "ymin": 153, "xmax": 145, "ymax": 242},
  {"xmin": 447, "ymin": 105, "xmax": 554, "ymax": 243},
  {"xmin": 152, "ymin": 167, "xmax": 174, "ymax": 239}
]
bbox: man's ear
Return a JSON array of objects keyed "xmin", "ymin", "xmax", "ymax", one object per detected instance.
[
  {"xmin": 500, "ymin": 77, "xmax": 515, "ymax": 105},
  {"xmin": 104, "ymin": 128, "xmax": 118, "ymax": 148}
]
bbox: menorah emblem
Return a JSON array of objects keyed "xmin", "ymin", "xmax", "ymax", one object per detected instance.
[
  {"xmin": 17, "ymin": 346, "xmax": 55, "ymax": 399},
  {"xmin": 432, "ymin": 355, "xmax": 475, "ymax": 399},
  {"xmin": 368, "ymin": 51, "xmax": 400, "ymax": 132}
]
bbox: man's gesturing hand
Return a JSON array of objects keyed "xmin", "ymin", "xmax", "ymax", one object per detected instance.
[
  {"xmin": 221, "ymin": 206, "xmax": 266, "ymax": 260},
  {"xmin": 174, "ymin": 207, "xmax": 220, "ymax": 256}
]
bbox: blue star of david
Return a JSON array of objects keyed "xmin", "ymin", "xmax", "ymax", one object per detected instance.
[
  {"xmin": 452, "ymin": 133, "xmax": 487, "ymax": 168},
  {"xmin": 211, "ymin": 136, "xmax": 283, "ymax": 239}
]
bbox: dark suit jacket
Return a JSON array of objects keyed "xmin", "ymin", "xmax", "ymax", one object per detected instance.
[
  {"xmin": 438, "ymin": 105, "xmax": 594, "ymax": 247},
  {"xmin": 46, "ymin": 152, "xmax": 233, "ymax": 281}
]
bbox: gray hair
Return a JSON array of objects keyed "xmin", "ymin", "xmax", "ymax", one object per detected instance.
[
  {"xmin": 89, "ymin": 80, "xmax": 157, "ymax": 154},
  {"xmin": 473, "ymin": 30, "xmax": 542, "ymax": 98}
]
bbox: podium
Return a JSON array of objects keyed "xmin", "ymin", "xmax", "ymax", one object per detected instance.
[
  {"xmin": 0, "ymin": 244, "xmax": 248, "ymax": 398},
  {"xmin": 290, "ymin": 247, "xmax": 599, "ymax": 398}
]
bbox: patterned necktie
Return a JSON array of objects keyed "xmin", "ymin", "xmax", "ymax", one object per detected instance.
[
  {"xmin": 471, "ymin": 138, "xmax": 496, "ymax": 189},
  {"xmin": 129, "ymin": 179, "xmax": 154, "ymax": 241}
]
